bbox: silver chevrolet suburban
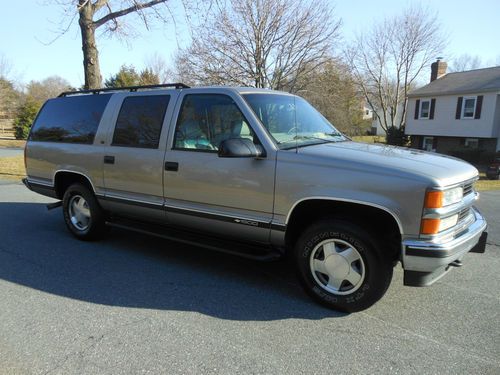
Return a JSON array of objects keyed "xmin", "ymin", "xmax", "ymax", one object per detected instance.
[{"xmin": 23, "ymin": 83, "xmax": 488, "ymax": 312}]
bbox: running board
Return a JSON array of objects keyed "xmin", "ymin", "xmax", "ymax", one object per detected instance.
[
  {"xmin": 47, "ymin": 201, "xmax": 62, "ymax": 210},
  {"xmin": 106, "ymin": 218, "xmax": 282, "ymax": 262}
]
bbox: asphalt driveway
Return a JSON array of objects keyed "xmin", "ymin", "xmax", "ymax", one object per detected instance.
[{"xmin": 0, "ymin": 181, "xmax": 498, "ymax": 374}]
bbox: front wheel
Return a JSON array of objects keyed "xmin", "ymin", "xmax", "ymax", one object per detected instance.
[{"xmin": 294, "ymin": 219, "xmax": 393, "ymax": 312}]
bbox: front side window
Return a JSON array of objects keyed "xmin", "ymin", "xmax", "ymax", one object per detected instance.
[
  {"xmin": 30, "ymin": 94, "xmax": 111, "ymax": 143},
  {"xmin": 243, "ymin": 93, "xmax": 346, "ymax": 150},
  {"xmin": 174, "ymin": 94, "xmax": 255, "ymax": 151},
  {"xmin": 462, "ymin": 97, "xmax": 476, "ymax": 118},
  {"xmin": 112, "ymin": 95, "xmax": 170, "ymax": 148},
  {"xmin": 419, "ymin": 100, "xmax": 430, "ymax": 119}
]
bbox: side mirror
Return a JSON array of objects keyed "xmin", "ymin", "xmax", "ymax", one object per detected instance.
[{"xmin": 218, "ymin": 138, "xmax": 264, "ymax": 158}]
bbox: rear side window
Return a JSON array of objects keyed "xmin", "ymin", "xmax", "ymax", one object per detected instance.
[
  {"xmin": 112, "ymin": 95, "xmax": 170, "ymax": 149},
  {"xmin": 30, "ymin": 94, "xmax": 111, "ymax": 144}
]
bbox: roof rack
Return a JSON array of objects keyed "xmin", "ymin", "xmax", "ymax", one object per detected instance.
[{"xmin": 58, "ymin": 83, "xmax": 190, "ymax": 97}]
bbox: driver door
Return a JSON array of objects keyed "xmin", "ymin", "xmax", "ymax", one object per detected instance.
[{"xmin": 162, "ymin": 92, "xmax": 276, "ymax": 243}]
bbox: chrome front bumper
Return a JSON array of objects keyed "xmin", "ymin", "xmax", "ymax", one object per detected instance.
[{"xmin": 402, "ymin": 207, "xmax": 487, "ymax": 286}]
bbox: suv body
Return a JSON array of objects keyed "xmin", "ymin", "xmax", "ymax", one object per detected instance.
[{"xmin": 23, "ymin": 85, "xmax": 488, "ymax": 311}]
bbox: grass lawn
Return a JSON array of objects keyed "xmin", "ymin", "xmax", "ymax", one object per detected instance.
[
  {"xmin": 0, "ymin": 139, "xmax": 26, "ymax": 148},
  {"xmin": 0, "ymin": 155, "xmax": 25, "ymax": 181},
  {"xmin": 351, "ymin": 135, "xmax": 385, "ymax": 143},
  {"xmin": 476, "ymin": 173, "xmax": 500, "ymax": 191}
]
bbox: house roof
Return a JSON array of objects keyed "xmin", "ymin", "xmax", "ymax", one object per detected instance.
[{"xmin": 409, "ymin": 66, "xmax": 500, "ymax": 97}]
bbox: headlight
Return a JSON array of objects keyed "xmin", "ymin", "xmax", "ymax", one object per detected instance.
[
  {"xmin": 421, "ymin": 214, "xmax": 459, "ymax": 234},
  {"xmin": 442, "ymin": 187, "xmax": 463, "ymax": 206},
  {"xmin": 438, "ymin": 214, "xmax": 458, "ymax": 231},
  {"xmin": 425, "ymin": 187, "xmax": 463, "ymax": 208}
]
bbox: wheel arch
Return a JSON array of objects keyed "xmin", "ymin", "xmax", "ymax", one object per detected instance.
[
  {"xmin": 284, "ymin": 197, "xmax": 403, "ymax": 261},
  {"xmin": 53, "ymin": 170, "xmax": 96, "ymax": 199}
]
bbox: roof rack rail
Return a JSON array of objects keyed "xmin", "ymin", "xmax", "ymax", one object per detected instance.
[{"xmin": 58, "ymin": 83, "xmax": 190, "ymax": 97}]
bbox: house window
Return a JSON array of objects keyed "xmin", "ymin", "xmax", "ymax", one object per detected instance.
[
  {"xmin": 419, "ymin": 100, "xmax": 430, "ymax": 119},
  {"xmin": 422, "ymin": 136, "xmax": 434, "ymax": 151},
  {"xmin": 464, "ymin": 138, "xmax": 479, "ymax": 149},
  {"xmin": 462, "ymin": 97, "xmax": 476, "ymax": 119}
]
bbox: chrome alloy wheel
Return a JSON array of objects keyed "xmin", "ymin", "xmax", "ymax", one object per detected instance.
[
  {"xmin": 309, "ymin": 239, "xmax": 366, "ymax": 295},
  {"xmin": 68, "ymin": 194, "xmax": 91, "ymax": 231}
]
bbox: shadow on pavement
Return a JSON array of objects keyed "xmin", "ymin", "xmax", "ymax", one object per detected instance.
[{"xmin": 0, "ymin": 202, "xmax": 345, "ymax": 321}]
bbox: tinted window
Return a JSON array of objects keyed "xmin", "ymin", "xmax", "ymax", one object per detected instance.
[
  {"xmin": 112, "ymin": 95, "xmax": 170, "ymax": 148},
  {"xmin": 30, "ymin": 94, "xmax": 111, "ymax": 143},
  {"xmin": 174, "ymin": 94, "xmax": 255, "ymax": 151}
]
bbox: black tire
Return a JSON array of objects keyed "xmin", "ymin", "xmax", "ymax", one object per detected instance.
[
  {"xmin": 62, "ymin": 183, "xmax": 107, "ymax": 241},
  {"xmin": 294, "ymin": 219, "xmax": 393, "ymax": 312}
]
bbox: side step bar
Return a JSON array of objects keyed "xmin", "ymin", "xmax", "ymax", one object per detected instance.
[
  {"xmin": 106, "ymin": 217, "xmax": 282, "ymax": 262},
  {"xmin": 47, "ymin": 201, "xmax": 62, "ymax": 210}
]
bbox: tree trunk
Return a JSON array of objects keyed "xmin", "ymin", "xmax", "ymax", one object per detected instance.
[{"xmin": 79, "ymin": 3, "xmax": 101, "ymax": 89}]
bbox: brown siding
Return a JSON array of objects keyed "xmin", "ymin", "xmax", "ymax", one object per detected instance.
[
  {"xmin": 409, "ymin": 136, "xmax": 497, "ymax": 154},
  {"xmin": 410, "ymin": 135, "xmax": 422, "ymax": 149}
]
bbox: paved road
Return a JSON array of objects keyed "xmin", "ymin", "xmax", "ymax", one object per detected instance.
[
  {"xmin": 0, "ymin": 182, "xmax": 499, "ymax": 374},
  {"xmin": 0, "ymin": 148, "xmax": 23, "ymax": 158}
]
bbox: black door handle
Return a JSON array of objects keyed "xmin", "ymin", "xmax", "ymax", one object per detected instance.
[
  {"xmin": 165, "ymin": 161, "xmax": 179, "ymax": 171},
  {"xmin": 104, "ymin": 155, "xmax": 115, "ymax": 164}
]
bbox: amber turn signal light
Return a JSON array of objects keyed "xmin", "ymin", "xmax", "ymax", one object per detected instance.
[
  {"xmin": 421, "ymin": 218, "xmax": 440, "ymax": 235},
  {"xmin": 424, "ymin": 191, "xmax": 443, "ymax": 209}
]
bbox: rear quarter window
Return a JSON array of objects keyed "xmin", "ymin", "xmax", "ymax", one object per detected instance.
[{"xmin": 30, "ymin": 94, "xmax": 112, "ymax": 144}]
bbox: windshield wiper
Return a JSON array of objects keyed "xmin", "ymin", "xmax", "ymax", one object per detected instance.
[
  {"xmin": 293, "ymin": 135, "xmax": 344, "ymax": 143},
  {"xmin": 279, "ymin": 136, "xmax": 336, "ymax": 150},
  {"xmin": 324, "ymin": 132, "xmax": 344, "ymax": 138}
]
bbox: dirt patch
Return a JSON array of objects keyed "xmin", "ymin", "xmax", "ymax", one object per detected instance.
[
  {"xmin": 0, "ymin": 155, "xmax": 25, "ymax": 181},
  {"xmin": 0, "ymin": 139, "xmax": 26, "ymax": 149}
]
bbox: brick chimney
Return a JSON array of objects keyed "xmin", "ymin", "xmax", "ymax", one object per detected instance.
[{"xmin": 430, "ymin": 58, "xmax": 447, "ymax": 82}]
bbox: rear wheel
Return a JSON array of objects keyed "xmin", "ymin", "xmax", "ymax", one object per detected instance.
[
  {"xmin": 294, "ymin": 219, "xmax": 393, "ymax": 312},
  {"xmin": 62, "ymin": 183, "xmax": 107, "ymax": 240}
]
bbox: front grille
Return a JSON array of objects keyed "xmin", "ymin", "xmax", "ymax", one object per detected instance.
[
  {"xmin": 458, "ymin": 207, "xmax": 471, "ymax": 222},
  {"xmin": 463, "ymin": 182, "xmax": 474, "ymax": 196}
]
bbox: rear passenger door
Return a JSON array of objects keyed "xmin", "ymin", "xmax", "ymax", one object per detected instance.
[
  {"xmin": 163, "ymin": 92, "xmax": 276, "ymax": 243},
  {"xmin": 101, "ymin": 92, "xmax": 175, "ymax": 223}
]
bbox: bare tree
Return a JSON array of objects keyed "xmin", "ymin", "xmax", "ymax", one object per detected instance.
[
  {"xmin": 175, "ymin": 0, "xmax": 341, "ymax": 92},
  {"xmin": 51, "ymin": 0, "xmax": 185, "ymax": 89},
  {"xmin": 347, "ymin": 6, "xmax": 446, "ymax": 137},
  {"xmin": 26, "ymin": 76, "xmax": 72, "ymax": 103},
  {"xmin": 449, "ymin": 54, "xmax": 483, "ymax": 72},
  {"xmin": 296, "ymin": 59, "xmax": 369, "ymax": 136},
  {"xmin": 145, "ymin": 52, "xmax": 174, "ymax": 83},
  {"xmin": 0, "ymin": 53, "xmax": 13, "ymax": 79}
]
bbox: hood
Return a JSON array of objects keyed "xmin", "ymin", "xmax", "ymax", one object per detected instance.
[{"xmin": 296, "ymin": 141, "xmax": 478, "ymax": 187}]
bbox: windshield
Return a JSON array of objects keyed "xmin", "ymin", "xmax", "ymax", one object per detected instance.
[{"xmin": 243, "ymin": 93, "xmax": 346, "ymax": 149}]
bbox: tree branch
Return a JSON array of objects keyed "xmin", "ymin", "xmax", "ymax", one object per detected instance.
[
  {"xmin": 94, "ymin": 0, "xmax": 167, "ymax": 28},
  {"xmin": 92, "ymin": 0, "xmax": 108, "ymax": 12}
]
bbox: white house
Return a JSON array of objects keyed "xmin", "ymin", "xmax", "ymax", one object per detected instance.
[
  {"xmin": 370, "ymin": 104, "xmax": 404, "ymax": 136},
  {"xmin": 405, "ymin": 60, "xmax": 500, "ymax": 153}
]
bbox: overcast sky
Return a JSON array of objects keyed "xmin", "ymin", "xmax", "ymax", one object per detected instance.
[{"xmin": 1, "ymin": 0, "xmax": 499, "ymax": 87}]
